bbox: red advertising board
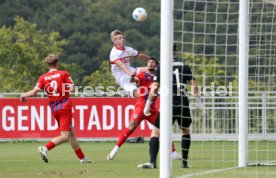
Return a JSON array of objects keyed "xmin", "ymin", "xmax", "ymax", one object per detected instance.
[{"xmin": 0, "ymin": 98, "xmax": 155, "ymax": 140}]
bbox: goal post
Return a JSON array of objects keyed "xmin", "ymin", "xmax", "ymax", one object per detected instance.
[
  {"xmin": 238, "ymin": 0, "xmax": 249, "ymax": 168},
  {"xmin": 171, "ymin": 0, "xmax": 276, "ymax": 177},
  {"xmin": 160, "ymin": 0, "xmax": 173, "ymax": 177}
]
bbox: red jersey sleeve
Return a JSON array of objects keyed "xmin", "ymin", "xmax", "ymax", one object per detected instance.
[
  {"xmin": 135, "ymin": 72, "xmax": 145, "ymax": 85},
  {"xmin": 136, "ymin": 72, "xmax": 144, "ymax": 81},
  {"xmin": 35, "ymin": 75, "xmax": 45, "ymax": 90},
  {"xmin": 64, "ymin": 71, "xmax": 74, "ymax": 86}
]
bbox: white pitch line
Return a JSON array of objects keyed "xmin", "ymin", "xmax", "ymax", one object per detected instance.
[{"xmin": 177, "ymin": 166, "xmax": 240, "ymax": 178}]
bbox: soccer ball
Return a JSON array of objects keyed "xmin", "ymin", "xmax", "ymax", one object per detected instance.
[{"xmin": 132, "ymin": 7, "xmax": 147, "ymax": 22}]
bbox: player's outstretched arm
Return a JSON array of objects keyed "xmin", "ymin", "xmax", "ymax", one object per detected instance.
[
  {"xmin": 136, "ymin": 66, "xmax": 148, "ymax": 74},
  {"xmin": 137, "ymin": 53, "xmax": 151, "ymax": 62},
  {"xmin": 190, "ymin": 79, "xmax": 205, "ymax": 113},
  {"xmin": 20, "ymin": 88, "xmax": 40, "ymax": 102},
  {"xmin": 148, "ymin": 82, "xmax": 159, "ymax": 101},
  {"xmin": 190, "ymin": 79, "xmax": 199, "ymax": 96},
  {"xmin": 130, "ymin": 76, "xmax": 139, "ymax": 83},
  {"xmin": 143, "ymin": 82, "xmax": 159, "ymax": 116},
  {"xmin": 115, "ymin": 60, "xmax": 135, "ymax": 76}
]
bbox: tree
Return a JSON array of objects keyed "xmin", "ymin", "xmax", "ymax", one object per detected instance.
[
  {"xmin": 82, "ymin": 60, "xmax": 116, "ymax": 88},
  {"xmin": 0, "ymin": 0, "xmax": 161, "ymax": 82},
  {"xmin": 0, "ymin": 16, "xmax": 82, "ymax": 92}
]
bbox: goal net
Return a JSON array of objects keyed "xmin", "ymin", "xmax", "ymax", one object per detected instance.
[{"xmin": 172, "ymin": 0, "xmax": 276, "ymax": 177}]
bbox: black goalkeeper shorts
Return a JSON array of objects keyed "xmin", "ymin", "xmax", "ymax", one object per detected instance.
[{"xmin": 172, "ymin": 100, "xmax": 192, "ymax": 128}]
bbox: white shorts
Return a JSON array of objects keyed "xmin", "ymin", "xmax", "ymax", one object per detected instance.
[
  {"xmin": 113, "ymin": 67, "xmax": 137, "ymax": 97},
  {"xmin": 117, "ymin": 76, "xmax": 137, "ymax": 97}
]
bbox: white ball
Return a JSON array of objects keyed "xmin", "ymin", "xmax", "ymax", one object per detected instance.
[{"xmin": 132, "ymin": 7, "xmax": 147, "ymax": 22}]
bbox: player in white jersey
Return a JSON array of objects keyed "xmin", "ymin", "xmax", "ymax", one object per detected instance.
[{"xmin": 110, "ymin": 29, "xmax": 150, "ymax": 98}]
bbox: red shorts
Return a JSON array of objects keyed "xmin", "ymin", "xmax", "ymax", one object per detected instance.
[
  {"xmin": 52, "ymin": 109, "xmax": 72, "ymax": 131},
  {"xmin": 130, "ymin": 106, "xmax": 159, "ymax": 126}
]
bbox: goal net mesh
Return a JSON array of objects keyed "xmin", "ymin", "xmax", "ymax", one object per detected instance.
[{"xmin": 173, "ymin": 0, "xmax": 276, "ymax": 177}]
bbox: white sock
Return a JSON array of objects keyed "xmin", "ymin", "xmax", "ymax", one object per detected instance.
[{"xmin": 114, "ymin": 145, "xmax": 120, "ymax": 152}]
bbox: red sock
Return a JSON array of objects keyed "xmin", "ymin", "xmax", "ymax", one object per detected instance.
[
  {"xmin": 172, "ymin": 142, "xmax": 176, "ymax": 152},
  {"xmin": 116, "ymin": 128, "xmax": 132, "ymax": 147},
  {"xmin": 45, "ymin": 141, "xmax": 55, "ymax": 151},
  {"xmin": 75, "ymin": 148, "xmax": 85, "ymax": 160}
]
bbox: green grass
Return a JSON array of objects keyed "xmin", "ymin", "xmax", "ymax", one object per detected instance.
[{"xmin": 0, "ymin": 141, "xmax": 276, "ymax": 178}]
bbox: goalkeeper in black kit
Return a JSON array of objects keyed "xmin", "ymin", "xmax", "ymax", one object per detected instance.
[{"xmin": 138, "ymin": 44, "xmax": 205, "ymax": 169}]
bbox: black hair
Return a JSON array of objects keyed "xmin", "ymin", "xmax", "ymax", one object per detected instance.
[{"xmin": 149, "ymin": 57, "xmax": 159, "ymax": 65}]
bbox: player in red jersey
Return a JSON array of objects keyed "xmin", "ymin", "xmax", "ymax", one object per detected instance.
[
  {"xmin": 20, "ymin": 54, "xmax": 91, "ymax": 163},
  {"xmin": 107, "ymin": 57, "xmax": 159, "ymax": 160}
]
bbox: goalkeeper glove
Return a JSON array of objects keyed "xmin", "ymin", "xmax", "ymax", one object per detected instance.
[
  {"xmin": 143, "ymin": 100, "xmax": 153, "ymax": 116},
  {"xmin": 195, "ymin": 97, "xmax": 206, "ymax": 114}
]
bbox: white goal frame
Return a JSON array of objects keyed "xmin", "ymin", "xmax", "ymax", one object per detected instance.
[
  {"xmin": 160, "ymin": 0, "xmax": 251, "ymax": 176},
  {"xmin": 160, "ymin": 0, "xmax": 173, "ymax": 177},
  {"xmin": 238, "ymin": 0, "xmax": 249, "ymax": 168}
]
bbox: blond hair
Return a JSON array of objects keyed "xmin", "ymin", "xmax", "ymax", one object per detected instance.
[
  {"xmin": 110, "ymin": 29, "xmax": 123, "ymax": 42},
  {"xmin": 45, "ymin": 54, "xmax": 59, "ymax": 66}
]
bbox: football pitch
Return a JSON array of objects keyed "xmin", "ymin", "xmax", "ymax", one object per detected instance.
[{"xmin": 0, "ymin": 141, "xmax": 276, "ymax": 178}]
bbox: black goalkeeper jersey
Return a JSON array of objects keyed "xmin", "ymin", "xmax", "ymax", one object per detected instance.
[
  {"xmin": 172, "ymin": 58, "xmax": 194, "ymax": 104},
  {"xmin": 153, "ymin": 58, "xmax": 194, "ymax": 104}
]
